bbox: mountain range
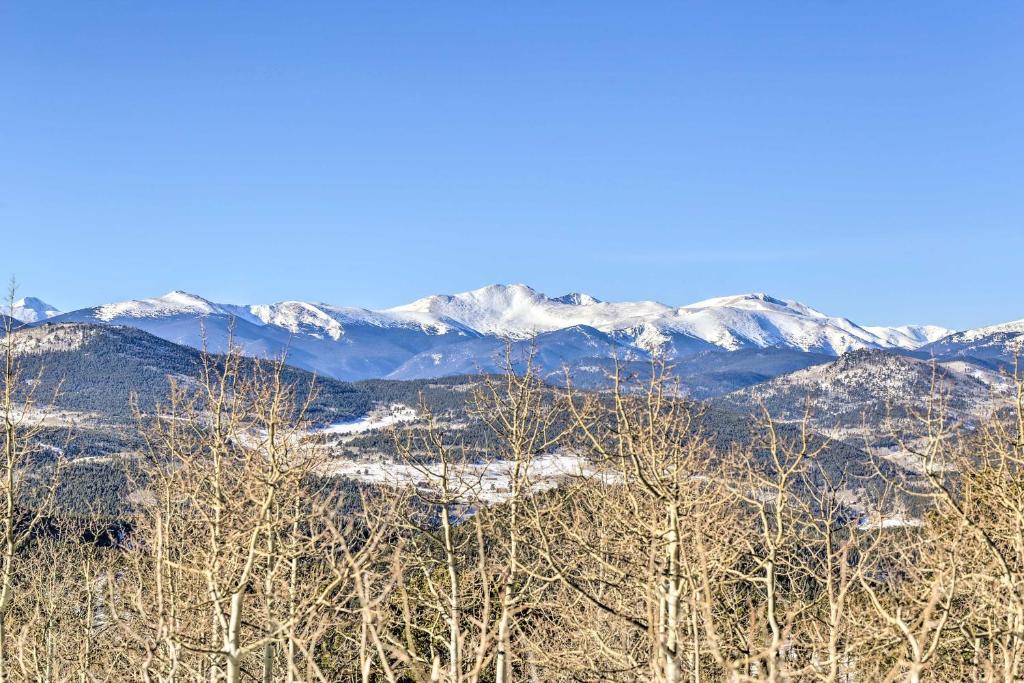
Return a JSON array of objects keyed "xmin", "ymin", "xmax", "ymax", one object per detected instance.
[
  {"xmin": 8, "ymin": 285, "xmax": 1021, "ymax": 389},
  {"xmin": 8, "ymin": 320, "xmax": 920, "ymax": 520}
]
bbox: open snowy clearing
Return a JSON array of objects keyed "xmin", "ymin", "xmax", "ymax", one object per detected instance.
[
  {"xmin": 324, "ymin": 452, "xmax": 602, "ymax": 504},
  {"xmin": 320, "ymin": 404, "xmax": 418, "ymax": 435}
]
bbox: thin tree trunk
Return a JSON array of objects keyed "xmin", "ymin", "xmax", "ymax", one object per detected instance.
[{"xmin": 225, "ymin": 592, "xmax": 244, "ymax": 683}]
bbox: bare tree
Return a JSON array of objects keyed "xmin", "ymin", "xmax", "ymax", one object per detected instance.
[
  {"xmin": 114, "ymin": 344, "xmax": 327, "ymax": 683},
  {"xmin": 470, "ymin": 351, "xmax": 570, "ymax": 683},
  {"xmin": 0, "ymin": 280, "xmax": 67, "ymax": 682},
  {"xmin": 525, "ymin": 361, "xmax": 743, "ymax": 682}
]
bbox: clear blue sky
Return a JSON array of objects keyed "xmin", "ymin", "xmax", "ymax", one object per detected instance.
[{"xmin": 1, "ymin": 2, "xmax": 1021, "ymax": 329}]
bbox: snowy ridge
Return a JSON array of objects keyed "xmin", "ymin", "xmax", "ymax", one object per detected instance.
[
  {"xmin": 386, "ymin": 285, "xmax": 947, "ymax": 355},
  {"xmin": 949, "ymin": 318, "xmax": 1024, "ymax": 343},
  {"xmin": 248, "ymin": 300, "xmax": 477, "ymax": 337},
  {"xmin": 244, "ymin": 301, "xmax": 423, "ymax": 340},
  {"xmin": 864, "ymin": 324, "xmax": 953, "ymax": 348},
  {"xmin": 918, "ymin": 318, "xmax": 1024, "ymax": 366},
  {"xmin": 94, "ymin": 291, "xmax": 230, "ymax": 321},
  {"xmin": 45, "ymin": 284, "xmax": 956, "ymax": 352},
  {"xmin": 30, "ymin": 283, "xmax": 1019, "ymax": 382},
  {"xmin": 89, "ymin": 291, "xmax": 474, "ymax": 337},
  {"xmin": 661, "ymin": 294, "xmax": 886, "ymax": 353}
]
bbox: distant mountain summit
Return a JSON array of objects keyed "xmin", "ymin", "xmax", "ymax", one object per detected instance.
[
  {"xmin": 10, "ymin": 297, "xmax": 61, "ymax": 323},
  {"xmin": 384, "ymin": 284, "xmax": 673, "ymax": 339}
]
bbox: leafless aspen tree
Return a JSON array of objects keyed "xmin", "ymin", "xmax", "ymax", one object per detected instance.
[
  {"xmin": 0, "ymin": 282, "xmax": 66, "ymax": 682},
  {"xmin": 116, "ymin": 345, "xmax": 326, "ymax": 683},
  {"xmin": 885, "ymin": 364, "xmax": 1024, "ymax": 682},
  {"xmin": 385, "ymin": 403, "xmax": 497, "ymax": 683},
  {"xmin": 470, "ymin": 351, "xmax": 570, "ymax": 683},
  {"xmin": 526, "ymin": 362, "xmax": 742, "ymax": 682}
]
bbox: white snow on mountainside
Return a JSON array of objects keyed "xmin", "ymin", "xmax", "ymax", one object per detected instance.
[
  {"xmin": 386, "ymin": 284, "xmax": 673, "ymax": 339},
  {"xmin": 94, "ymin": 291, "xmax": 230, "ymax": 321},
  {"xmin": 30, "ymin": 284, "xmax": 1018, "ymax": 381},
  {"xmin": 247, "ymin": 300, "xmax": 473, "ymax": 337},
  {"xmin": 657, "ymin": 293, "xmax": 898, "ymax": 354},
  {"xmin": 388, "ymin": 286, "xmax": 947, "ymax": 355},
  {"xmin": 92, "ymin": 291, "xmax": 471, "ymax": 337},
  {"xmin": 10, "ymin": 297, "xmax": 61, "ymax": 323},
  {"xmin": 45, "ymin": 284, "xmax": 957, "ymax": 353}
]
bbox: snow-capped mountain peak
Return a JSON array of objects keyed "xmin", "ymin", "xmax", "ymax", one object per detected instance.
[
  {"xmin": 393, "ymin": 284, "xmax": 540, "ymax": 313},
  {"xmin": 387, "ymin": 284, "xmax": 672, "ymax": 339},
  {"xmin": 684, "ymin": 292, "xmax": 788, "ymax": 309},
  {"xmin": 10, "ymin": 297, "xmax": 61, "ymax": 323},
  {"xmin": 680, "ymin": 292, "xmax": 826, "ymax": 318}
]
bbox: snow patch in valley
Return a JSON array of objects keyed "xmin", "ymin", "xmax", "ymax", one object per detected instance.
[
  {"xmin": 858, "ymin": 514, "xmax": 922, "ymax": 530},
  {"xmin": 315, "ymin": 402, "xmax": 598, "ymax": 505},
  {"xmin": 325, "ymin": 452, "xmax": 599, "ymax": 504},
  {"xmin": 321, "ymin": 404, "xmax": 418, "ymax": 435}
]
